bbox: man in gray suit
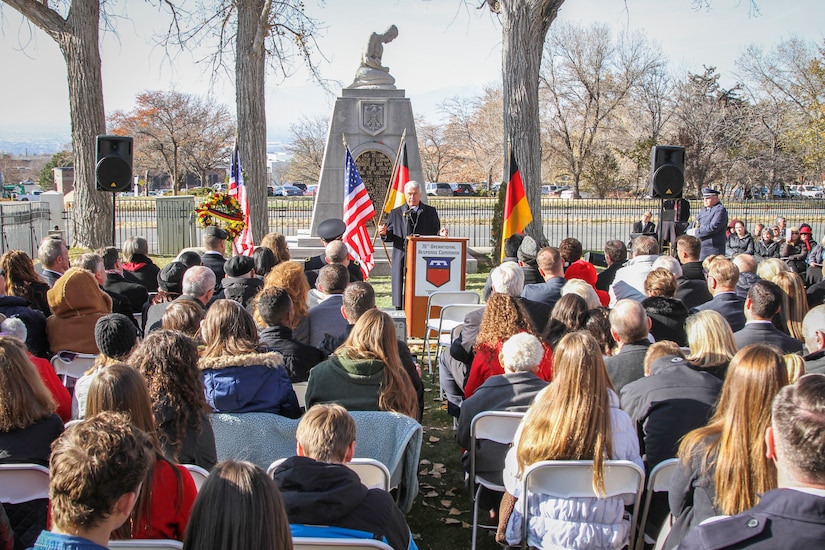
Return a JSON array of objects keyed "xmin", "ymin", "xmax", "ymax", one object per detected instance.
[
  {"xmin": 520, "ymin": 246, "xmax": 565, "ymax": 310},
  {"xmin": 307, "ymin": 263, "xmax": 350, "ymax": 348}
]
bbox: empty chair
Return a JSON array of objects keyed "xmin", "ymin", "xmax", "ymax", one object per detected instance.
[
  {"xmin": 50, "ymin": 351, "xmax": 97, "ymax": 383},
  {"xmin": 0, "ymin": 463, "xmax": 50, "ymax": 504},
  {"xmin": 469, "ymin": 411, "xmax": 524, "ymax": 550},
  {"xmin": 423, "ymin": 290, "xmax": 480, "ymax": 369},
  {"xmin": 182, "ymin": 464, "xmax": 210, "ymax": 492},
  {"xmin": 267, "ymin": 457, "xmax": 391, "ymax": 492},
  {"xmin": 635, "ymin": 458, "xmax": 679, "ymax": 550},
  {"xmin": 292, "ymin": 538, "xmax": 393, "ymax": 550},
  {"xmin": 520, "ymin": 460, "xmax": 645, "ymax": 550}
]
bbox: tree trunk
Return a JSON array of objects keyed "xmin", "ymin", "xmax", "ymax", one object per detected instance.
[
  {"xmin": 500, "ymin": 0, "xmax": 563, "ymax": 242},
  {"xmin": 5, "ymin": 0, "xmax": 112, "ymax": 248},
  {"xmin": 236, "ymin": 0, "xmax": 269, "ymax": 243}
]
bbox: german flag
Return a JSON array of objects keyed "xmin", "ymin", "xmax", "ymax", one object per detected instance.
[
  {"xmin": 501, "ymin": 145, "xmax": 532, "ymax": 261},
  {"xmin": 384, "ymin": 142, "xmax": 408, "ymax": 214}
]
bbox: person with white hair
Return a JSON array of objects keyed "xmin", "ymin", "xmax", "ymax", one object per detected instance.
[
  {"xmin": 561, "ymin": 279, "xmax": 601, "ymax": 310},
  {"xmin": 456, "ymin": 333, "xmax": 549, "ymax": 518}
]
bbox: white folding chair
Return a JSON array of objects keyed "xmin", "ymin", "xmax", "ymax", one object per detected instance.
[
  {"xmin": 292, "ymin": 538, "xmax": 393, "ymax": 550},
  {"xmin": 267, "ymin": 458, "xmax": 390, "ymax": 492},
  {"xmin": 635, "ymin": 458, "xmax": 679, "ymax": 550},
  {"xmin": 108, "ymin": 541, "xmax": 184, "ymax": 549},
  {"xmin": 182, "ymin": 464, "xmax": 210, "ymax": 492},
  {"xmin": 0, "ymin": 463, "xmax": 50, "ymax": 504},
  {"xmin": 520, "ymin": 460, "xmax": 645, "ymax": 550},
  {"xmin": 427, "ymin": 303, "xmax": 483, "ymax": 374},
  {"xmin": 469, "ymin": 411, "xmax": 524, "ymax": 550},
  {"xmin": 50, "ymin": 350, "xmax": 98, "ymax": 384},
  {"xmin": 293, "ymin": 381, "xmax": 309, "ymax": 410},
  {"xmin": 423, "ymin": 290, "xmax": 480, "ymax": 370}
]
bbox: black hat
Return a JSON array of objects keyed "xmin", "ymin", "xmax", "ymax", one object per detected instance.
[
  {"xmin": 224, "ymin": 255, "xmax": 255, "ymax": 277},
  {"xmin": 158, "ymin": 261, "xmax": 187, "ymax": 293},
  {"xmin": 318, "ymin": 218, "xmax": 347, "ymax": 242},
  {"xmin": 204, "ymin": 225, "xmax": 228, "ymax": 240},
  {"xmin": 94, "ymin": 313, "xmax": 137, "ymax": 359}
]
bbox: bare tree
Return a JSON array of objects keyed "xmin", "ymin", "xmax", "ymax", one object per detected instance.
[
  {"xmin": 441, "ymin": 85, "xmax": 503, "ymax": 183},
  {"xmin": 2, "ymin": 0, "xmax": 112, "ymax": 247},
  {"xmin": 163, "ymin": 1, "xmax": 324, "ymax": 242},
  {"xmin": 417, "ymin": 117, "xmax": 457, "ymax": 183},
  {"xmin": 284, "ymin": 115, "xmax": 328, "ymax": 185},
  {"xmin": 540, "ymin": 22, "xmax": 664, "ymax": 197},
  {"xmin": 109, "ymin": 91, "xmax": 235, "ymax": 195}
]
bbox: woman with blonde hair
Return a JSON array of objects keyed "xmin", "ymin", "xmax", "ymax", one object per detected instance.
[
  {"xmin": 255, "ymin": 261, "xmax": 310, "ymax": 343},
  {"xmin": 305, "ymin": 309, "xmax": 418, "ymax": 420},
  {"xmin": 463, "ymin": 294, "xmax": 553, "ymax": 399},
  {"xmin": 685, "ymin": 310, "xmax": 737, "ymax": 380},
  {"xmin": 666, "ymin": 344, "xmax": 788, "ymax": 548},
  {"xmin": 86, "ymin": 363, "xmax": 198, "ymax": 541},
  {"xmin": 199, "ymin": 299, "xmax": 300, "ymax": 418},
  {"xmin": 183, "ymin": 460, "xmax": 293, "ymax": 550},
  {"xmin": 560, "ymin": 278, "xmax": 601, "ymax": 310},
  {"xmin": 781, "ymin": 226, "xmax": 808, "ymax": 274},
  {"xmin": 783, "ymin": 353, "xmax": 806, "ymax": 384},
  {"xmin": 774, "ymin": 270, "xmax": 808, "ymax": 341},
  {"xmin": 0, "ymin": 250, "xmax": 51, "ymax": 315},
  {"xmin": 259, "ymin": 232, "xmax": 291, "ymax": 265},
  {"xmin": 756, "ymin": 257, "xmax": 789, "ymax": 283},
  {"xmin": 497, "ymin": 332, "xmax": 642, "ymax": 548}
]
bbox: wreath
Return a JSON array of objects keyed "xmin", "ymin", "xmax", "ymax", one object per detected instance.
[{"xmin": 195, "ymin": 192, "xmax": 246, "ymax": 240}]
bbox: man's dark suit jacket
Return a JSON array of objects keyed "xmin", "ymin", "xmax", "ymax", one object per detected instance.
[
  {"xmin": 104, "ymin": 272, "xmax": 149, "ymax": 314},
  {"xmin": 632, "ymin": 221, "xmax": 656, "ymax": 234},
  {"xmin": 604, "ymin": 340, "xmax": 651, "ymax": 393},
  {"xmin": 380, "ymin": 203, "xmax": 441, "ymax": 309},
  {"xmin": 734, "ymin": 321, "xmax": 803, "ymax": 354},
  {"xmin": 201, "ymin": 251, "xmax": 226, "ymax": 292},
  {"xmin": 596, "ymin": 263, "xmax": 622, "ymax": 292},
  {"xmin": 693, "ymin": 292, "xmax": 746, "ymax": 332}
]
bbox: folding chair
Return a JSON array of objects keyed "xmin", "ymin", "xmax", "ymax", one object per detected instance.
[
  {"xmin": 427, "ymin": 303, "xmax": 483, "ymax": 375},
  {"xmin": 292, "ymin": 538, "xmax": 393, "ymax": 550},
  {"xmin": 182, "ymin": 464, "xmax": 210, "ymax": 492},
  {"xmin": 108, "ymin": 541, "xmax": 184, "ymax": 549},
  {"xmin": 293, "ymin": 381, "xmax": 309, "ymax": 410},
  {"xmin": 267, "ymin": 458, "xmax": 391, "ymax": 492},
  {"xmin": 520, "ymin": 460, "xmax": 645, "ymax": 550},
  {"xmin": 469, "ymin": 411, "xmax": 524, "ymax": 550},
  {"xmin": 423, "ymin": 290, "xmax": 480, "ymax": 370},
  {"xmin": 50, "ymin": 350, "xmax": 97, "ymax": 384},
  {"xmin": 635, "ymin": 458, "xmax": 678, "ymax": 550},
  {"xmin": 0, "ymin": 463, "xmax": 50, "ymax": 504}
]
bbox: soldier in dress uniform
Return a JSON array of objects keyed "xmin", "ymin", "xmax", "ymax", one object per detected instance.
[{"xmin": 304, "ymin": 218, "xmax": 364, "ymax": 283}]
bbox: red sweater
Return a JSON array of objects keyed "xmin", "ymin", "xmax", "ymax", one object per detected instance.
[
  {"xmin": 463, "ymin": 337, "xmax": 554, "ymax": 399},
  {"xmin": 132, "ymin": 460, "xmax": 197, "ymax": 541},
  {"xmin": 29, "ymin": 353, "xmax": 71, "ymax": 422}
]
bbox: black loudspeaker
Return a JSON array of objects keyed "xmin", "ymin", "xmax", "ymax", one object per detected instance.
[
  {"xmin": 96, "ymin": 135, "xmax": 133, "ymax": 193},
  {"xmin": 650, "ymin": 145, "xmax": 685, "ymax": 199}
]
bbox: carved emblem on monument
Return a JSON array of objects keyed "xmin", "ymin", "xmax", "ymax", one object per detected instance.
[{"xmin": 360, "ymin": 102, "xmax": 387, "ymax": 136}]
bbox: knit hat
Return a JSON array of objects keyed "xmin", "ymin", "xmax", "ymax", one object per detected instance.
[
  {"xmin": 224, "ymin": 255, "xmax": 255, "ymax": 277},
  {"xmin": 517, "ymin": 235, "xmax": 539, "ymax": 264},
  {"xmin": 158, "ymin": 261, "xmax": 188, "ymax": 293},
  {"xmin": 94, "ymin": 313, "xmax": 137, "ymax": 359}
]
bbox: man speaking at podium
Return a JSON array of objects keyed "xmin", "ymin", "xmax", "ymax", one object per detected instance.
[{"xmin": 379, "ymin": 181, "xmax": 448, "ymax": 309}]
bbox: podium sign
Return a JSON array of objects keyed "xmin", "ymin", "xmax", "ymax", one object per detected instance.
[{"xmin": 404, "ymin": 237, "xmax": 467, "ymax": 338}]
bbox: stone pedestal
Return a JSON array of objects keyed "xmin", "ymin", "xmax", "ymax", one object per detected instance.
[{"xmin": 309, "ymin": 88, "xmax": 427, "ymax": 236}]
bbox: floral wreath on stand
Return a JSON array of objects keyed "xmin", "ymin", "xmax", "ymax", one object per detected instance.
[{"xmin": 194, "ymin": 192, "xmax": 246, "ymax": 239}]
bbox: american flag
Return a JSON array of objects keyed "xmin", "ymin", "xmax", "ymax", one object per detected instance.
[
  {"xmin": 343, "ymin": 147, "xmax": 376, "ymax": 278},
  {"xmin": 228, "ymin": 140, "xmax": 254, "ymax": 256}
]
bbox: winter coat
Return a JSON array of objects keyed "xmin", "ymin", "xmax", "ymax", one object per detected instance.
[
  {"xmin": 0, "ymin": 295, "xmax": 49, "ymax": 357},
  {"xmin": 502, "ymin": 389, "xmax": 643, "ymax": 549},
  {"xmin": 199, "ymin": 350, "xmax": 301, "ymax": 418},
  {"xmin": 725, "ymin": 233, "xmax": 754, "ymax": 256},
  {"xmin": 754, "ymin": 239, "xmax": 781, "ymax": 261},
  {"xmin": 463, "ymin": 337, "xmax": 553, "ymax": 399},
  {"xmin": 273, "ymin": 456, "xmax": 416, "ymax": 550},
  {"xmin": 781, "ymin": 240, "xmax": 808, "ymax": 274},
  {"xmin": 122, "ymin": 253, "xmax": 161, "ymax": 293},
  {"xmin": 642, "ymin": 296, "xmax": 689, "ymax": 346},
  {"xmin": 155, "ymin": 400, "xmax": 217, "ymax": 470},
  {"xmin": 259, "ymin": 325, "xmax": 327, "ymax": 383},
  {"xmin": 221, "ymin": 276, "xmax": 263, "ymax": 309},
  {"xmin": 46, "ymin": 268, "xmax": 112, "ymax": 354},
  {"xmin": 304, "ymin": 353, "xmax": 390, "ymax": 413}
]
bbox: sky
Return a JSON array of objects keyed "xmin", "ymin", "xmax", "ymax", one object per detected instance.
[{"xmin": 1, "ymin": 0, "xmax": 823, "ymax": 143}]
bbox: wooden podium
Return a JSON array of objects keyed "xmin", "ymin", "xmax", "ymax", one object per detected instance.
[{"xmin": 404, "ymin": 236, "xmax": 468, "ymax": 338}]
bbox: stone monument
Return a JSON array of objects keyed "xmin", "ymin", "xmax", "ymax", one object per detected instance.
[{"xmin": 308, "ymin": 24, "xmax": 427, "ymax": 242}]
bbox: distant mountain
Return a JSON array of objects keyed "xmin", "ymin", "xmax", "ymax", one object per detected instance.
[{"xmin": 0, "ymin": 133, "xmax": 71, "ymax": 156}]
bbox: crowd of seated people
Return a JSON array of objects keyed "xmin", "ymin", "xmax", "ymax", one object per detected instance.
[{"xmin": 4, "ymin": 217, "xmax": 825, "ymax": 550}]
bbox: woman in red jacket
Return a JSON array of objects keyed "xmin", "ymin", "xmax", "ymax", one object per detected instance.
[{"xmin": 86, "ymin": 363, "xmax": 197, "ymax": 541}]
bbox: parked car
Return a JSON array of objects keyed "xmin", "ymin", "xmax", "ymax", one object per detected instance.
[
  {"xmin": 272, "ymin": 185, "xmax": 304, "ymax": 196},
  {"xmin": 213, "ymin": 183, "xmax": 227, "ymax": 192},
  {"xmin": 291, "ymin": 182, "xmax": 308, "ymax": 193},
  {"xmin": 425, "ymin": 183, "xmax": 452, "ymax": 196},
  {"xmin": 793, "ymin": 185, "xmax": 823, "ymax": 199},
  {"xmin": 267, "ymin": 185, "xmax": 276, "ymax": 197},
  {"xmin": 450, "ymin": 183, "xmax": 474, "ymax": 196},
  {"xmin": 305, "ymin": 185, "xmax": 318, "ymax": 196}
]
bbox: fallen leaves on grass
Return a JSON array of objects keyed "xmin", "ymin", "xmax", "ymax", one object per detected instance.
[{"xmin": 428, "ymin": 436, "xmax": 441, "ymax": 443}]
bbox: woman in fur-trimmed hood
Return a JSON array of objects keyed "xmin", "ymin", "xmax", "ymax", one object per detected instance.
[{"xmin": 198, "ymin": 299, "xmax": 300, "ymax": 418}]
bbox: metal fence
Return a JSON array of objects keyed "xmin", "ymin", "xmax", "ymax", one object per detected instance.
[
  {"xmin": 0, "ymin": 202, "xmax": 52, "ymax": 257},
  {"xmin": 64, "ymin": 196, "xmax": 825, "ymax": 254}
]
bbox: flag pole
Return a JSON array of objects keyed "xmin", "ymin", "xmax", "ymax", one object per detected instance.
[
  {"xmin": 373, "ymin": 129, "xmax": 408, "ymax": 265},
  {"xmin": 501, "ymin": 137, "xmax": 511, "ymax": 262}
]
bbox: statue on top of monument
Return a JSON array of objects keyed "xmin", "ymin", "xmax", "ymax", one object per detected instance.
[{"xmin": 349, "ymin": 25, "xmax": 399, "ymax": 89}]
